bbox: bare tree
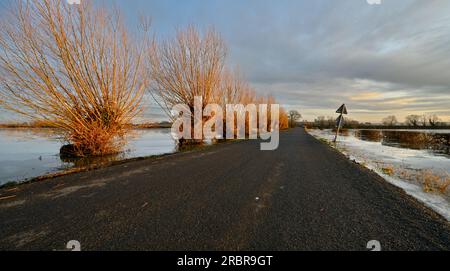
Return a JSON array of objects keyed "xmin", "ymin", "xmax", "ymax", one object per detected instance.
[
  {"xmin": 344, "ymin": 118, "xmax": 360, "ymax": 129},
  {"xmin": 149, "ymin": 26, "xmax": 226, "ymax": 119},
  {"xmin": 217, "ymin": 69, "xmax": 253, "ymax": 138},
  {"xmin": 219, "ymin": 69, "xmax": 246, "ymax": 106},
  {"xmin": 315, "ymin": 116, "xmax": 326, "ymax": 129},
  {"xmin": 382, "ymin": 115, "xmax": 398, "ymax": 127},
  {"xmin": 279, "ymin": 108, "xmax": 289, "ymax": 130},
  {"xmin": 428, "ymin": 114, "xmax": 441, "ymax": 127},
  {"xmin": 314, "ymin": 116, "xmax": 335, "ymax": 129},
  {"xmin": 0, "ymin": 0, "xmax": 149, "ymax": 156},
  {"xmin": 405, "ymin": 115, "xmax": 421, "ymax": 127},
  {"xmin": 149, "ymin": 26, "xmax": 287, "ymax": 143},
  {"xmin": 421, "ymin": 115, "xmax": 428, "ymax": 127},
  {"xmin": 288, "ymin": 110, "xmax": 302, "ymax": 127},
  {"xmin": 326, "ymin": 116, "xmax": 335, "ymax": 128}
]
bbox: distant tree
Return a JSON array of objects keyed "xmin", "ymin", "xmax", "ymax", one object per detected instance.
[
  {"xmin": 313, "ymin": 116, "xmax": 335, "ymax": 129},
  {"xmin": 288, "ymin": 110, "xmax": 302, "ymax": 127},
  {"xmin": 428, "ymin": 114, "xmax": 441, "ymax": 127},
  {"xmin": 421, "ymin": 115, "xmax": 428, "ymax": 127},
  {"xmin": 344, "ymin": 118, "xmax": 360, "ymax": 129},
  {"xmin": 405, "ymin": 115, "xmax": 421, "ymax": 127},
  {"xmin": 315, "ymin": 116, "xmax": 326, "ymax": 129},
  {"xmin": 326, "ymin": 116, "xmax": 335, "ymax": 128},
  {"xmin": 382, "ymin": 115, "xmax": 398, "ymax": 126}
]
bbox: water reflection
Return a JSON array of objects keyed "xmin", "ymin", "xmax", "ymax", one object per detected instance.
[
  {"xmin": 308, "ymin": 128, "xmax": 450, "ymax": 220},
  {"xmin": 354, "ymin": 130, "xmax": 383, "ymax": 142},
  {"xmin": 59, "ymin": 152, "xmax": 127, "ymax": 168},
  {"xmin": 0, "ymin": 128, "xmax": 176, "ymax": 185},
  {"xmin": 331, "ymin": 128, "xmax": 350, "ymax": 136}
]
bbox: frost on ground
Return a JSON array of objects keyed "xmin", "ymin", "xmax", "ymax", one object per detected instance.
[{"xmin": 307, "ymin": 129, "xmax": 450, "ymax": 221}]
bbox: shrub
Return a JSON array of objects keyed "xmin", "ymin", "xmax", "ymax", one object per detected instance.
[{"xmin": 422, "ymin": 171, "xmax": 450, "ymax": 194}]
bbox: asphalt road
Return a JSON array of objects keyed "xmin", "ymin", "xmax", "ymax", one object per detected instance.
[{"xmin": 0, "ymin": 128, "xmax": 449, "ymax": 251}]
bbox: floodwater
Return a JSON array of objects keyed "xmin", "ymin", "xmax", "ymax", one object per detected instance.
[
  {"xmin": 355, "ymin": 129, "xmax": 450, "ymax": 155},
  {"xmin": 309, "ymin": 129, "xmax": 450, "ymax": 174},
  {"xmin": 0, "ymin": 128, "xmax": 176, "ymax": 186},
  {"xmin": 308, "ymin": 129, "xmax": 450, "ymax": 220}
]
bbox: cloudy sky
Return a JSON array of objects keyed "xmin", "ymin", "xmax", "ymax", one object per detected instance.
[
  {"xmin": 117, "ymin": 0, "xmax": 450, "ymax": 123},
  {"xmin": 1, "ymin": 0, "xmax": 450, "ymax": 123}
]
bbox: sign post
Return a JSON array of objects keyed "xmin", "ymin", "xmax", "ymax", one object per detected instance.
[{"xmin": 334, "ymin": 104, "xmax": 348, "ymax": 142}]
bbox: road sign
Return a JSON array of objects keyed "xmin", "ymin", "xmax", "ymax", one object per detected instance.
[{"xmin": 336, "ymin": 104, "xmax": 348, "ymax": 115}]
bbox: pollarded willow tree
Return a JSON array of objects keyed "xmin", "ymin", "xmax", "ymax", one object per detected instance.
[
  {"xmin": 149, "ymin": 26, "xmax": 289, "ymax": 143},
  {"xmin": 149, "ymin": 26, "xmax": 227, "ymax": 118},
  {"xmin": 0, "ymin": 0, "xmax": 150, "ymax": 157}
]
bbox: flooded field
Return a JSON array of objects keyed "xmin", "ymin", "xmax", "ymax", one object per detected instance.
[
  {"xmin": 355, "ymin": 129, "xmax": 450, "ymax": 154},
  {"xmin": 0, "ymin": 128, "xmax": 176, "ymax": 186},
  {"xmin": 308, "ymin": 128, "xmax": 450, "ymax": 220}
]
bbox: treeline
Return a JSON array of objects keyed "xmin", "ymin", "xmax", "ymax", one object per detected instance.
[
  {"xmin": 149, "ymin": 26, "xmax": 289, "ymax": 140},
  {"xmin": 0, "ymin": 120, "xmax": 58, "ymax": 129},
  {"xmin": 308, "ymin": 114, "xmax": 449, "ymax": 130},
  {"xmin": 0, "ymin": 0, "xmax": 288, "ymax": 157},
  {"xmin": 382, "ymin": 114, "xmax": 447, "ymax": 128},
  {"xmin": 306, "ymin": 116, "xmax": 361, "ymax": 129}
]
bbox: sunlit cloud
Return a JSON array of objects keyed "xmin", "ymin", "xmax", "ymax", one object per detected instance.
[{"xmin": 351, "ymin": 92, "xmax": 383, "ymax": 102}]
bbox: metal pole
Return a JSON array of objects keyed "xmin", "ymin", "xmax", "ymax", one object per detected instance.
[{"xmin": 334, "ymin": 113, "xmax": 342, "ymax": 143}]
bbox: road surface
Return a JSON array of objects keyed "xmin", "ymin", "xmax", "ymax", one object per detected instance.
[{"xmin": 0, "ymin": 128, "xmax": 449, "ymax": 250}]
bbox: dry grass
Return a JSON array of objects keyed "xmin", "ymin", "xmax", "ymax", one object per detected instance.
[
  {"xmin": 422, "ymin": 171, "xmax": 450, "ymax": 194},
  {"xmin": 395, "ymin": 167, "xmax": 449, "ymax": 195},
  {"xmin": 0, "ymin": 0, "xmax": 149, "ymax": 156},
  {"xmin": 381, "ymin": 166, "xmax": 395, "ymax": 176}
]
